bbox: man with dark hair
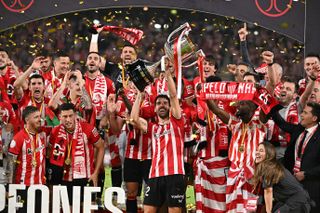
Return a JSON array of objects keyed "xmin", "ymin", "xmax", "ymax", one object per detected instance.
[
  {"xmin": 84, "ymin": 51, "xmax": 115, "ymax": 126},
  {"xmin": 47, "ymin": 102, "xmax": 104, "ymax": 205},
  {"xmin": 227, "ymin": 62, "xmax": 253, "ymax": 82},
  {"xmin": 49, "ymin": 72, "xmax": 94, "ymax": 125},
  {"xmin": 270, "ymin": 102, "xmax": 320, "ymax": 213},
  {"xmin": 131, "ymin": 63, "xmax": 185, "ymax": 213},
  {"xmin": 267, "ymin": 73, "xmax": 317, "ymax": 158},
  {"xmin": 14, "ymin": 57, "xmax": 59, "ymax": 129},
  {"xmin": 6, "ymin": 106, "xmax": 47, "ymax": 212},
  {"xmin": 298, "ymin": 53, "xmax": 320, "ymax": 95},
  {"xmin": 38, "ymin": 50, "xmax": 55, "ymax": 98},
  {"xmin": 203, "ymin": 55, "xmax": 218, "ymax": 78},
  {"xmin": 90, "ymin": 29, "xmax": 137, "ymax": 90},
  {"xmin": 243, "ymin": 71, "xmax": 259, "ymax": 83},
  {"xmin": 207, "ymin": 97, "xmax": 266, "ymax": 212}
]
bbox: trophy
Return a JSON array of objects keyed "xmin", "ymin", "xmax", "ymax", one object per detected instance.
[
  {"xmin": 126, "ymin": 22, "xmax": 201, "ymax": 92},
  {"xmin": 164, "ymin": 22, "xmax": 196, "ymax": 65}
]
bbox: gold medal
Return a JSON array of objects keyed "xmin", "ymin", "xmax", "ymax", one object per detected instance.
[
  {"xmin": 239, "ymin": 145, "xmax": 244, "ymax": 152},
  {"xmin": 65, "ymin": 158, "xmax": 71, "ymax": 166},
  {"xmin": 32, "ymin": 159, "xmax": 37, "ymax": 167}
]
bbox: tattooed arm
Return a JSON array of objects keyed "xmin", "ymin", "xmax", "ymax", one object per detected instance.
[
  {"xmin": 81, "ymin": 87, "xmax": 93, "ymax": 110},
  {"xmin": 6, "ymin": 153, "xmax": 17, "ymax": 184}
]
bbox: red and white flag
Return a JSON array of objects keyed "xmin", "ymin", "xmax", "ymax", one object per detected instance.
[
  {"xmin": 100, "ymin": 25, "xmax": 144, "ymax": 45},
  {"xmin": 194, "ymin": 157, "xmax": 230, "ymax": 213}
]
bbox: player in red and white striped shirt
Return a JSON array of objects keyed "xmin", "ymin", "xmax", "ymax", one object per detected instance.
[
  {"xmin": 48, "ymin": 103, "xmax": 104, "ymax": 205},
  {"xmin": 107, "ymin": 85, "xmax": 154, "ymax": 213},
  {"xmin": 131, "ymin": 66, "xmax": 185, "ymax": 213},
  {"xmin": 7, "ymin": 106, "xmax": 48, "ymax": 212},
  {"xmin": 207, "ymin": 99, "xmax": 266, "ymax": 213}
]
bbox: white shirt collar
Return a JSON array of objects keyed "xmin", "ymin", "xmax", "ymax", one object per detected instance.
[{"xmin": 305, "ymin": 124, "xmax": 318, "ymax": 134}]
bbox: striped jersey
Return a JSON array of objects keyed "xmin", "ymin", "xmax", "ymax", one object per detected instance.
[
  {"xmin": 228, "ymin": 115, "xmax": 266, "ymax": 179},
  {"xmin": 8, "ymin": 129, "xmax": 47, "ymax": 185},
  {"xmin": 147, "ymin": 116, "xmax": 185, "ymax": 178}
]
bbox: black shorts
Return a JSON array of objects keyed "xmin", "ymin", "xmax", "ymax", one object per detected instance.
[
  {"xmin": 62, "ymin": 178, "xmax": 93, "ymax": 204},
  {"xmin": 123, "ymin": 158, "xmax": 151, "ymax": 183},
  {"xmin": 143, "ymin": 175, "xmax": 186, "ymax": 207}
]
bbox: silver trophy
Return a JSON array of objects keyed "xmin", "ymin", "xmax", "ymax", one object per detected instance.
[{"xmin": 164, "ymin": 22, "xmax": 197, "ymax": 65}]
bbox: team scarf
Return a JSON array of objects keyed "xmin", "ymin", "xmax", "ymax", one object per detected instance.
[
  {"xmin": 55, "ymin": 120, "xmax": 87, "ymax": 179},
  {"xmin": 86, "ymin": 74, "xmax": 108, "ymax": 120},
  {"xmin": 198, "ymin": 82, "xmax": 279, "ymax": 114},
  {"xmin": 95, "ymin": 25, "xmax": 143, "ymax": 45}
]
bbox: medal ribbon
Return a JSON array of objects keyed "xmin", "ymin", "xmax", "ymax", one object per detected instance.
[{"xmin": 25, "ymin": 128, "xmax": 38, "ymax": 166}]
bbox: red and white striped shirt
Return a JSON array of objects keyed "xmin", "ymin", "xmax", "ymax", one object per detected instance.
[
  {"xmin": 198, "ymin": 112, "xmax": 229, "ymax": 159},
  {"xmin": 124, "ymin": 92, "xmax": 154, "ymax": 160},
  {"xmin": 9, "ymin": 129, "xmax": 47, "ymax": 185},
  {"xmin": 226, "ymin": 116, "xmax": 266, "ymax": 212},
  {"xmin": 147, "ymin": 116, "xmax": 185, "ymax": 178},
  {"xmin": 125, "ymin": 130, "xmax": 152, "ymax": 160},
  {"xmin": 228, "ymin": 115, "xmax": 266, "ymax": 179}
]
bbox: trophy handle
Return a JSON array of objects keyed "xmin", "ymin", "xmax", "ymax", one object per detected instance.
[
  {"xmin": 167, "ymin": 22, "xmax": 191, "ymax": 43},
  {"xmin": 182, "ymin": 49, "xmax": 206, "ymax": 68}
]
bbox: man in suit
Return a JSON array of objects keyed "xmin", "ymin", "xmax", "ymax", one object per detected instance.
[{"xmin": 271, "ymin": 102, "xmax": 320, "ymax": 213}]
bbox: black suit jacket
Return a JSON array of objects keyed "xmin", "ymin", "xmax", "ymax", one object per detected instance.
[{"xmin": 272, "ymin": 111, "xmax": 320, "ymax": 180}]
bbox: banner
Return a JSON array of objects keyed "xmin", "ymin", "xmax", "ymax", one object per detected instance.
[
  {"xmin": 198, "ymin": 82, "xmax": 279, "ymax": 114},
  {"xmin": 0, "ymin": 184, "xmax": 125, "ymax": 213}
]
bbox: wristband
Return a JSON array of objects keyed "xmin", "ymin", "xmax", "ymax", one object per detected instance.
[
  {"xmin": 267, "ymin": 62, "xmax": 274, "ymax": 66},
  {"xmin": 91, "ymin": 34, "xmax": 99, "ymax": 43}
]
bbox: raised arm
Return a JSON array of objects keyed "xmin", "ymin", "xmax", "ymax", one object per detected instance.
[
  {"xmin": 271, "ymin": 109, "xmax": 299, "ymax": 134},
  {"xmin": 206, "ymin": 99, "xmax": 230, "ymax": 124},
  {"xmin": 299, "ymin": 64, "xmax": 319, "ymax": 109},
  {"xmin": 89, "ymin": 27, "xmax": 106, "ymax": 71},
  {"xmin": 14, "ymin": 57, "xmax": 42, "ymax": 100},
  {"xmin": 263, "ymin": 51, "xmax": 279, "ymax": 94},
  {"xmin": 130, "ymin": 92, "xmax": 148, "ymax": 132},
  {"xmin": 238, "ymin": 23, "xmax": 253, "ymax": 67},
  {"xmin": 165, "ymin": 64, "xmax": 181, "ymax": 119},
  {"xmin": 48, "ymin": 71, "xmax": 69, "ymax": 110},
  {"xmin": 106, "ymin": 94, "xmax": 124, "ymax": 134}
]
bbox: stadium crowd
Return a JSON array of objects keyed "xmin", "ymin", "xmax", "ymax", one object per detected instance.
[{"xmin": 0, "ymin": 8, "xmax": 319, "ymax": 213}]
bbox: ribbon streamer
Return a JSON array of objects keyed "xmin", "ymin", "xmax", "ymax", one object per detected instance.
[{"xmin": 173, "ymin": 27, "xmax": 191, "ymax": 99}]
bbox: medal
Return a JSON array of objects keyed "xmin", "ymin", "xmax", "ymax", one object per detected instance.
[
  {"xmin": 65, "ymin": 158, "xmax": 71, "ymax": 166},
  {"xmin": 32, "ymin": 159, "xmax": 37, "ymax": 167},
  {"xmin": 239, "ymin": 145, "xmax": 244, "ymax": 152}
]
